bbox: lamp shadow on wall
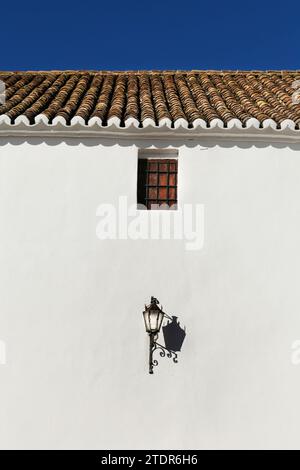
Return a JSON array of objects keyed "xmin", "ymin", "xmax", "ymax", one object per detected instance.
[
  {"xmin": 162, "ymin": 316, "xmax": 186, "ymax": 353},
  {"xmin": 150, "ymin": 315, "xmax": 186, "ymax": 374}
]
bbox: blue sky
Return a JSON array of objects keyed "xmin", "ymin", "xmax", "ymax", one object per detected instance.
[{"xmin": 0, "ymin": 0, "xmax": 298, "ymax": 71}]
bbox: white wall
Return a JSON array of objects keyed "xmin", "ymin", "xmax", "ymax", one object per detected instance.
[{"xmin": 1, "ymin": 136, "xmax": 300, "ymax": 449}]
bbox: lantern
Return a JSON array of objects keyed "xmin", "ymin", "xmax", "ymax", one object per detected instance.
[
  {"xmin": 142, "ymin": 296, "xmax": 185, "ymax": 374},
  {"xmin": 143, "ymin": 296, "xmax": 164, "ymax": 334}
]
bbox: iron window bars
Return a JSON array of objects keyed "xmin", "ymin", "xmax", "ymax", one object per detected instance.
[{"xmin": 137, "ymin": 158, "xmax": 178, "ymax": 209}]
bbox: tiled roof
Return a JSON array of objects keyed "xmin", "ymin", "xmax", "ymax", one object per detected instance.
[{"xmin": 1, "ymin": 70, "xmax": 300, "ymax": 130}]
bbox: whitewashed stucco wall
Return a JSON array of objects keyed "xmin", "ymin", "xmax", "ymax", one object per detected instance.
[{"xmin": 1, "ymin": 136, "xmax": 300, "ymax": 449}]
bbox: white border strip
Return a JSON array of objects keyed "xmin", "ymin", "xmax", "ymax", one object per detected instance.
[
  {"xmin": 0, "ymin": 115, "xmax": 300, "ymax": 143},
  {"xmin": 1, "ymin": 114, "xmax": 299, "ymax": 131}
]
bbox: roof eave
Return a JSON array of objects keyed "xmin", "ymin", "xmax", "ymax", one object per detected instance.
[{"xmin": 0, "ymin": 117, "xmax": 300, "ymax": 144}]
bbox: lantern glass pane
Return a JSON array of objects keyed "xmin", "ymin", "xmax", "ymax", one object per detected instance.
[
  {"xmin": 157, "ymin": 311, "xmax": 164, "ymax": 331},
  {"xmin": 150, "ymin": 309, "xmax": 164, "ymax": 333},
  {"xmin": 143, "ymin": 310, "xmax": 151, "ymax": 332},
  {"xmin": 149, "ymin": 310, "xmax": 159, "ymax": 332}
]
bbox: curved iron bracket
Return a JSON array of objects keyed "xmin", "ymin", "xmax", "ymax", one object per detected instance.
[{"xmin": 148, "ymin": 334, "xmax": 178, "ymax": 374}]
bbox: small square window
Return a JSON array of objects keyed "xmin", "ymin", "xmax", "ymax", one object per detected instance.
[{"xmin": 137, "ymin": 156, "xmax": 178, "ymax": 210}]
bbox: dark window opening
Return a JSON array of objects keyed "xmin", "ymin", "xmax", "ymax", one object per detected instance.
[{"xmin": 137, "ymin": 158, "xmax": 178, "ymax": 209}]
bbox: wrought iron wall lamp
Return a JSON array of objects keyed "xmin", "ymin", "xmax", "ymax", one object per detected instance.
[{"xmin": 143, "ymin": 296, "xmax": 186, "ymax": 374}]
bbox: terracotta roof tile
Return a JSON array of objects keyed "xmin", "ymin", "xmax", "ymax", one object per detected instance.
[
  {"xmin": 124, "ymin": 74, "xmax": 139, "ymax": 122},
  {"xmin": 75, "ymin": 73, "xmax": 103, "ymax": 123},
  {"xmin": 150, "ymin": 74, "xmax": 171, "ymax": 123},
  {"xmin": 90, "ymin": 75, "xmax": 114, "ymax": 122},
  {"xmin": 139, "ymin": 74, "xmax": 156, "ymax": 124},
  {"xmin": 0, "ymin": 70, "xmax": 300, "ymax": 128}
]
